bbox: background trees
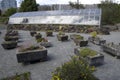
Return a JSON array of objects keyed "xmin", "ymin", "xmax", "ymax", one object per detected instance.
[
  {"xmin": 69, "ymin": 1, "xmax": 84, "ymax": 9},
  {"xmin": 19, "ymin": 0, "xmax": 38, "ymax": 12},
  {"xmin": 98, "ymin": 0, "xmax": 120, "ymax": 25}
]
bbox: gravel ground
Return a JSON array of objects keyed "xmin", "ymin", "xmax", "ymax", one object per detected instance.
[{"xmin": 0, "ymin": 30, "xmax": 120, "ymax": 80}]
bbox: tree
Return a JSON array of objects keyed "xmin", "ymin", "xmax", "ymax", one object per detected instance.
[
  {"xmin": 98, "ymin": 0, "xmax": 120, "ymax": 25},
  {"xmin": 19, "ymin": 0, "xmax": 38, "ymax": 12},
  {"xmin": 3, "ymin": 8, "xmax": 17, "ymax": 17},
  {"xmin": 69, "ymin": 1, "xmax": 84, "ymax": 9}
]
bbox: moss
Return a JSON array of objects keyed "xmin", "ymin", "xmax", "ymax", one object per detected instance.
[{"xmin": 79, "ymin": 48, "xmax": 97, "ymax": 58}]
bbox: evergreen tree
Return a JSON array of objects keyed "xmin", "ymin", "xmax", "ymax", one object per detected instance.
[{"xmin": 19, "ymin": 0, "xmax": 38, "ymax": 12}]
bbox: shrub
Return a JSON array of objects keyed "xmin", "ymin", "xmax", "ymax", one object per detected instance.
[{"xmin": 52, "ymin": 56, "xmax": 98, "ymax": 80}]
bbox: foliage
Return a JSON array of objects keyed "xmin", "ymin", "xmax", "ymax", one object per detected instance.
[
  {"xmin": 90, "ymin": 31, "xmax": 97, "ymax": 38},
  {"xmin": 79, "ymin": 48, "xmax": 97, "ymax": 58},
  {"xmin": 98, "ymin": 0, "xmax": 120, "ymax": 25},
  {"xmin": 52, "ymin": 56, "xmax": 98, "ymax": 80},
  {"xmin": 1, "ymin": 72, "xmax": 30, "ymax": 80},
  {"xmin": 58, "ymin": 31, "xmax": 65, "ymax": 35},
  {"xmin": 37, "ymin": 38, "xmax": 48, "ymax": 43},
  {"xmin": 19, "ymin": 0, "xmax": 38, "ymax": 12},
  {"xmin": 0, "ymin": 17, "xmax": 8, "ymax": 24},
  {"xmin": 69, "ymin": 1, "xmax": 84, "ymax": 9},
  {"xmin": 3, "ymin": 8, "xmax": 17, "ymax": 17},
  {"xmin": 74, "ymin": 34, "xmax": 84, "ymax": 40}
]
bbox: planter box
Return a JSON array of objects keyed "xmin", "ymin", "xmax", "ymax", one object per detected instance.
[
  {"xmin": 39, "ymin": 41, "xmax": 52, "ymax": 47},
  {"xmin": 17, "ymin": 47, "xmax": 47, "ymax": 63},
  {"xmin": 74, "ymin": 47, "xmax": 104, "ymax": 66},
  {"xmin": 101, "ymin": 43, "xmax": 120, "ymax": 58},
  {"xmin": 70, "ymin": 34, "xmax": 83, "ymax": 40},
  {"xmin": 6, "ymin": 31, "xmax": 18, "ymax": 36},
  {"xmin": 57, "ymin": 34, "xmax": 68, "ymax": 41},
  {"xmin": 30, "ymin": 31, "xmax": 37, "ymax": 37},
  {"xmin": 88, "ymin": 37, "xmax": 106, "ymax": 45},
  {"xmin": 46, "ymin": 31, "xmax": 53, "ymax": 36},
  {"xmin": 79, "ymin": 41, "xmax": 88, "ymax": 47},
  {"xmin": 1, "ymin": 41, "xmax": 17, "ymax": 49}
]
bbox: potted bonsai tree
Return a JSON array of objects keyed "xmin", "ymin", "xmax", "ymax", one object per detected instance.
[
  {"xmin": 46, "ymin": 30, "xmax": 53, "ymax": 36},
  {"xmin": 74, "ymin": 47, "xmax": 104, "ymax": 66},
  {"xmin": 37, "ymin": 38, "xmax": 52, "ymax": 47},
  {"xmin": 1, "ymin": 41, "xmax": 17, "ymax": 49},
  {"xmin": 16, "ymin": 45, "xmax": 47, "ymax": 64}
]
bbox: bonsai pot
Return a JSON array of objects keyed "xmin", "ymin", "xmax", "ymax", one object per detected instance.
[
  {"xmin": 74, "ymin": 47, "xmax": 104, "ymax": 66},
  {"xmin": 16, "ymin": 46, "xmax": 47, "ymax": 63},
  {"xmin": 46, "ymin": 31, "xmax": 53, "ymax": 36},
  {"xmin": 30, "ymin": 31, "xmax": 37, "ymax": 37},
  {"xmin": 1, "ymin": 41, "xmax": 17, "ymax": 49},
  {"xmin": 57, "ymin": 34, "xmax": 68, "ymax": 41}
]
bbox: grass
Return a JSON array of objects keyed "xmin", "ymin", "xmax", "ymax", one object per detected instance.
[{"xmin": 79, "ymin": 48, "xmax": 97, "ymax": 58}]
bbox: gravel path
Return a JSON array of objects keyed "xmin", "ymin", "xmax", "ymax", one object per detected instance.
[{"xmin": 0, "ymin": 30, "xmax": 120, "ymax": 80}]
